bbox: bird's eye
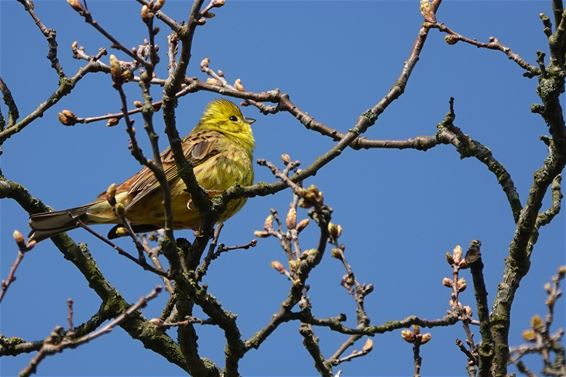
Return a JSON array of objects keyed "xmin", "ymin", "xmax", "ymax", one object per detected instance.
[{"xmin": 229, "ymin": 115, "xmax": 238, "ymax": 122}]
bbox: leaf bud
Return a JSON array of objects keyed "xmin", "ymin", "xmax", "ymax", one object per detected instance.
[
  {"xmin": 121, "ymin": 69, "xmax": 133, "ymax": 82},
  {"xmin": 133, "ymin": 100, "xmax": 143, "ymax": 108},
  {"xmin": 457, "ymin": 277, "xmax": 467, "ymax": 292},
  {"xmin": 270, "ymin": 260, "xmax": 285, "ymax": 273},
  {"xmin": 254, "ymin": 230, "xmax": 270, "ymax": 238},
  {"xmin": 58, "ymin": 109, "xmax": 78, "ymax": 126},
  {"xmin": 331, "ymin": 248, "xmax": 344, "ymax": 260},
  {"xmin": 522, "ymin": 329, "xmax": 536, "ymax": 342},
  {"xmin": 206, "ymin": 77, "xmax": 220, "ymax": 86},
  {"xmin": 452, "ymin": 245, "xmax": 463, "ymax": 264},
  {"xmin": 531, "ymin": 314, "xmax": 544, "ymax": 332},
  {"xmin": 302, "ymin": 249, "xmax": 318, "ymax": 259},
  {"xmin": 109, "ymin": 54, "xmax": 122, "ymax": 83},
  {"xmin": 401, "ymin": 329, "xmax": 414, "ymax": 343},
  {"xmin": 296, "ymin": 218, "xmax": 310, "ymax": 233},
  {"xmin": 444, "ymin": 35, "xmax": 459, "ymax": 45},
  {"xmin": 420, "ymin": 333, "xmax": 432, "ymax": 344},
  {"xmin": 442, "ymin": 277, "xmax": 453, "ymax": 288},
  {"xmin": 200, "ymin": 57, "xmax": 210, "ymax": 70},
  {"xmin": 281, "ymin": 153, "xmax": 291, "ymax": 164},
  {"xmin": 263, "ymin": 214, "xmax": 274, "ymax": 230},
  {"xmin": 300, "ymin": 185, "xmax": 324, "ymax": 208},
  {"xmin": 288, "ymin": 259, "xmax": 299, "ymax": 272},
  {"xmin": 141, "ymin": 5, "xmax": 154, "ymax": 21},
  {"xmin": 106, "ymin": 117, "xmax": 119, "ymax": 127},
  {"xmin": 66, "ymin": 0, "xmax": 84, "ymax": 12},
  {"xmin": 328, "ymin": 223, "xmax": 343, "ymax": 241},
  {"xmin": 362, "ymin": 338, "xmax": 373, "ymax": 353},
  {"xmin": 13, "ymin": 230, "xmax": 25, "ymax": 244},
  {"xmin": 234, "ymin": 78, "xmax": 245, "ymax": 92},
  {"xmin": 286, "ymin": 207, "xmax": 297, "ymax": 229},
  {"xmin": 212, "ymin": 0, "xmax": 225, "ymax": 7}
]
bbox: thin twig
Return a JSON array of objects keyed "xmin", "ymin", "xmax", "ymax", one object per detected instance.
[
  {"xmin": 0, "ymin": 232, "xmax": 35, "ymax": 303},
  {"xmin": 75, "ymin": 218, "xmax": 170, "ymax": 278},
  {"xmin": 17, "ymin": 0, "xmax": 66, "ymax": 78},
  {"xmin": 19, "ymin": 286, "xmax": 163, "ymax": 377},
  {"xmin": 431, "ymin": 22, "xmax": 540, "ymax": 77},
  {"xmin": 0, "ymin": 77, "xmax": 19, "ymax": 128}
]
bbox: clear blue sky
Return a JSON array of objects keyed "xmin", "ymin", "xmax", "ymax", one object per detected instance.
[{"xmin": 1, "ymin": 1, "xmax": 564, "ymax": 376}]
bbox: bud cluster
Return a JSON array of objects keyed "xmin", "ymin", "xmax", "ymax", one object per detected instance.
[
  {"xmin": 442, "ymin": 276, "xmax": 467, "ymax": 293},
  {"xmin": 140, "ymin": 0, "xmax": 166, "ymax": 22},
  {"xmin": 445, "ymin": 244, "xmax": 468, "ymax": 269},
  {"xmin": 401, "ymin": 325, "xmax": 432, "ymax": 345},
  {"xmin": 328, "ymin": 222, "xmax": 343, "ymax": 244},
  {"xmin": 522, "ymin": 314, "xmax": 546, "ymax": 343},
  {"xmin": 109, "ymin": 55, "xmax": 133, "ymax": 85},
  {"xmin": 298, "ymin": 185, "xmax": 324, "ymax": 209}
]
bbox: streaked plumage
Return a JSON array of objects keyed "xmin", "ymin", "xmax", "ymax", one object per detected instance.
[{"xmin": 29, "ymin": 99, "xmax": 255, "ymax": 242}]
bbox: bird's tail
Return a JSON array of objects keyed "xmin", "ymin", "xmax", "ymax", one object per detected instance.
[{"xmin": 29, "ymin": 204, "xmax": 92, "ymax": 242}]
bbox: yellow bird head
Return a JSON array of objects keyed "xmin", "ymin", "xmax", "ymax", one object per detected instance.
[{"xmin": 196, "ymin": 99, "xmax": 255, "ymax": 151}]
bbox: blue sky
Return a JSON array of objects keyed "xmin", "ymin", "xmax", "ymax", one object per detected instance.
[{"xmin": 1, "ymin": 0, "xmax": 564, "ymax": 376}]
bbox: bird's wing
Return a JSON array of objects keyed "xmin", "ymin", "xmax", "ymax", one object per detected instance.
[{"xmin": 123, "ymin": 130, "xmax": 222, "ymax": 209}]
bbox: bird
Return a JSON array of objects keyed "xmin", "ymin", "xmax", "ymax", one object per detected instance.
[{"xmin": 29, "ymin": 99, "xmax": 255, "ymax": 242}]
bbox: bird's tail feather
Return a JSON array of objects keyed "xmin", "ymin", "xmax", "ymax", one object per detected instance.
[{"xmin": 29, "ymin": 204, "xmax": 92, "ymax": 242}]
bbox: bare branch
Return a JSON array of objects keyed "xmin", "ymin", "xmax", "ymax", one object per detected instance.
[
  {"xmin": 0, "ymin": 231, "xmax": 36, "ymax": 303},
  {"xmin": 67, "ymin": 2, "xmax": 148, "ymax": 68},
  {"xmin": 0, "ymin": 77, "xmax": 19, "ymax": 128},
  {"xmin": 17, "ymin": 0, "xmax": 66, "ymax": 78},
  {"xmin": 0, "ymin": 51, "xmax": 108, "ymax": 144},
  {"xmin": 465, "ymin": 241, "xmax": 493, "ymax": 375},
  {"xmin": 299, "ymin": 324, "xmax": 332, "ymax": 377},
  {"xmin": 431, "ymin": 22, "xmax": 540, "ymax": 77},
  {"xmin": 74, "ymin": 218, "xmax": 170, "ymax": 278},
  {"xmin": 19, "ymin": 286, "xmax": 163, "ymax": 377}
]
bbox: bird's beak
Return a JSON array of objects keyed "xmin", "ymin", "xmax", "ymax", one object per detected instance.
[{"xmin": 245, "ymin": 117, "xmax": 256, "ymax": 125}]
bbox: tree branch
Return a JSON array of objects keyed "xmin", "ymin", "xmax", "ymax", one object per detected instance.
[{"xmin": 17, "ymin": 0, "xmax": 66, "ymax": 78}]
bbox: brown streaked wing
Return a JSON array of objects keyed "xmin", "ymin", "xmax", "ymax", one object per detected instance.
[{"xmin": 125, "ymin": 130, "xmax": 222, "ymax": 210}]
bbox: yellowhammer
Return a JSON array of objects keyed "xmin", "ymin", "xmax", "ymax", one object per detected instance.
[{"xmin": 29, "ymin": 99, "xmax": 255, "ymax": 242}]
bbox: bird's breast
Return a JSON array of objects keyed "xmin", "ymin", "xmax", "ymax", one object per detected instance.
[{"xmin": 195, "ymin": 148, "xmax": 253, "ymax": 191}]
